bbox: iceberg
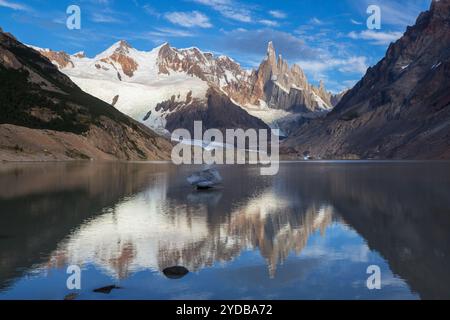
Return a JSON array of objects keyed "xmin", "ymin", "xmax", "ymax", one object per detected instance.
[{"xmin": 187, "ymin": 168, "xmax": 222, "ymax": 190}]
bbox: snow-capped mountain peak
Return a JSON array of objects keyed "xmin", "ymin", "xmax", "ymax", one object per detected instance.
[
  {"xmin": 92, "ymin": 40, "xmax": 140, "ymax": 78},
  {"xmin": 32, "ymin": 40, "xmax": 338, "ymax": 135},
  {"xmin": 96, "ymin": 40, "xmax": 133, "ymax": 58}
]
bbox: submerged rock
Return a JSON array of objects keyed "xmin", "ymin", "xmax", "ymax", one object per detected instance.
[
  {"xmin": 64, "ymin": 293, "xmax": 78, "ymax": 300},
  {"xmin": 93, "ymin": 285, "xmax": 122, "ymax": 294},
  {"xmin": 187, "ymin": 168, "xmax": 222, "ymax": 190},
  {"xmin": 163, "ymin": 266, "xmax": 189, "ymax": 279}
]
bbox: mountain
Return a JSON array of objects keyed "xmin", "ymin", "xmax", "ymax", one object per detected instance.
[
  {"xmin": 155, "ymin": 87, "xmax": 270, "ymax": 135},
  {"xmin": 34, "ymin": 41, "xmax": 333, "ymax": 135},
  {"xmin": 247, "ymin": 42, "xmax": 332, "ymax": 112},
  {"xmin": 283, "ymin": 0, "xmax": 450, "ymax": 160},
  {"xmin": 0, "ymin": 31, "xmax": 172, "ymax": 161}
]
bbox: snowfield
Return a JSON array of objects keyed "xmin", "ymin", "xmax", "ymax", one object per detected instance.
[{"xmin": 70, "ymin": 74, "xmax": 208, "ymax": 135}]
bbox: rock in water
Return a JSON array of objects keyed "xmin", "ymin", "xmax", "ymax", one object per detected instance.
[
  {"xmin": 93, "ymin": 285, "xmax": 122, "ymax": 294},
  {"xmin": 187, "ymin": 168, "xmax": 222, "ymax": 190},
  {"xmin": 163, "ymin": 266, "xmax": 189, "ymax": 279}
]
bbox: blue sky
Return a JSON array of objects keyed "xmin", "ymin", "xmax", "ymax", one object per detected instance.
[{"xmin": 0, "ymin": 0, "xmax": 432, "ymax": 92}]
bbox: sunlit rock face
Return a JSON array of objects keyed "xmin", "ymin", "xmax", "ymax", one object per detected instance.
[{"xmin": 36, "ymin": 49, "xmax": 75, "ymax": 69}]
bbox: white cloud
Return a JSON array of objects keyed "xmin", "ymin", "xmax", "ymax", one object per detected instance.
[
  {"xmin": 337, "ymin": 56, "xmax": 370, "ymax": 74},
  {"xmin": 296, "ymin": 56, "xmax": 369, "ymax": 81},
  {"xmin": 142, "ymin": 5, "xmax": 161, "ymax": 18},
  {"xmin": 91, "ymin": 12, "xmax": 122, "ymax": 23},
  {"xmin": 309, "ymin": 17, "xmax": 324, "ymax": 25},
  {"xmin": 350, "ymin": 19, "xmax": 363, "ymax": 25},
  {"xmin": 221, "ymin": 28, "xmax": 320, "ymax": 61},
  {"xmin": 269, "ymin": 10, "xmax": 287, "ymax": 19},
  {"xmin": 192, "ymin": 0, "xmax": 252, "ymax": 23},
  {"xmin": 148, "ymin": 28, "xmax": 196, "ymax": 38},
  {"xmin": 0, "ymin": 0, "xmax": 28, "ymax": 10},
  {"xmin": 259, "ymin": 19, "xmax": 279, "ymax": 27},
  {"xmin": 124, "ymin": 27, "xmax": 196, "ymax": 45},
  {"xmin": 165, "ymin": 11, "xmax": 212, "ymax": 28},
  {"xmin": 348, "ymin": 30, "xmax": 403, "ymax": 45}
]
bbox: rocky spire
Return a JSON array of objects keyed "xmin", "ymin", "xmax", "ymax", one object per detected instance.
[
  {"xmin": 266, "ymin": 41, "xmax": 277, "ymax": 69},
  {"xmin": 316, "ymin": 80, "xmax": 332, "ymax": 105},
  {"xmin": 318, "ymin": 80, "xmax": 327, "ymax": 96},
  {"xmin": 277, "ymin": 54, "xmax": 289, "ymax": 75}
]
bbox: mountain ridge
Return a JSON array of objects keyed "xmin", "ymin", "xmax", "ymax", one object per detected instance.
[{"xmin": 32, "ymin": 39, "xmax": 340, "ymax": 136}]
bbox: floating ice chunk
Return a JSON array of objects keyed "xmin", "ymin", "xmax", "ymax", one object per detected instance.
[{"xmin": 187, "ymin": 168, "xmax": 222, "ymax": 190}]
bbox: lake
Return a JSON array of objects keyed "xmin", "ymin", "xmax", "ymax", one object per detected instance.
[{"xmin": 0, "ymin": 161, "xmax": 449, "ymax": 300}]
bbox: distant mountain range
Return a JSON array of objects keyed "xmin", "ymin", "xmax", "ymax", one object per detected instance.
[
  {"xmin": 0, "ymin": 30, "xmax": 172, "ymax": 161},
  {"xmin": 283, "ymin": 0, "xmax": 450, "ymax": 160},
  {"xmin": 33, "ymin": 40, "xmax": 339, "ymax": 136},
  {"xmin": 1, "ymin": 0, "xmax": 449, "ymax": 161}
]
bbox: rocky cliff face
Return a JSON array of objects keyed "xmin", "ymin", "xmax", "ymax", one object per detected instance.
[
  {"xmin": 0, "ymin": 31, "xmax": 172, "ymax": 161},
  {"xmin": 283, "ymin": 0, "xmax": 450, "ymax": 160}
]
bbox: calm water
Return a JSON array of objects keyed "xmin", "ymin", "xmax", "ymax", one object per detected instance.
[{"xmin": 0, "ymin": 162, "xmax": 449, "ymax": 300}]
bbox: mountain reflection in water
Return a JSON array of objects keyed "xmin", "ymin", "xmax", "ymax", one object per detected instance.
[{"xmin": 0, "ymin": 162, "xmax": 449, "ymax": 300}]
